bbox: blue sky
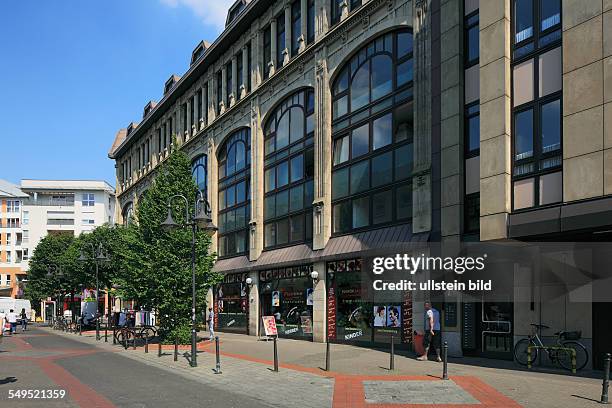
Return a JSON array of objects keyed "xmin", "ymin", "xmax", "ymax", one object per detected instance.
[{"xmin": 0, "ymin": 0, "xmax": 233, "ymax": 187}]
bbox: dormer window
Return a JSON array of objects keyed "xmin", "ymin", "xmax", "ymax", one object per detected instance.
[
  {"xmin": 143, "ymin": 101, "xmax": 157, "ymax": 118},
  {"xmin": 126, "ymin": 122, "xmax": 137, "ymax": 136},
  {"xmin": 164, "ymin": 75, "xmax": 181, "ymax": 95},
  {"xmin": 226, "ymin": 0, "xmax": 247, "ymax": 26},
  {"xmin": 191, "ymin": 41, "xmax": 210, "ymax": 65}
]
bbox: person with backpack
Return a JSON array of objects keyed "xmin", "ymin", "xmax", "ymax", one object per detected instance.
[{"xmin": 20, "ymin": 308, "xmax": 28, "ymax": 331}]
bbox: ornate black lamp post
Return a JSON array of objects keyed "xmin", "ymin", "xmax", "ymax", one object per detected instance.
[
  {"xmin": 160, "ymin": 191, "xmax": 217, "ymax": 367},
  {"xmin": 78, "ymin": 243, "xmax": 110, "ymax": 340}
]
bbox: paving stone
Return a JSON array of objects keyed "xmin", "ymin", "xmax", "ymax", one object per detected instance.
[{"xmin": 363, "ymin": 380, "xmax": 481, "ymax": 405}]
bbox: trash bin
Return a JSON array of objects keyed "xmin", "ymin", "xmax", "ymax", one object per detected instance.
[{"xmin": 413, "ymin": 331, "xmax": 425, "ymax": 356}]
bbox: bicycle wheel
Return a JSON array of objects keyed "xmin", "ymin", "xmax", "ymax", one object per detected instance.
[
  {"xmin": 141, "ymin": 327, "xmax": 157, "ymax": 340},
  {"xmin": 514, "ymin": 338, "xmax": 538, "ymax": 366},
  {"xmin": 560, "ymin": 341, "xmax": 588, "ymax": 371}
]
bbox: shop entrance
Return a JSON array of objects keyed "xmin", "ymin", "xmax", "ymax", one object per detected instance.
[
  {"xmin": 214, "ymin": 273, "xmax": 249, "ymax": 334},
  {"xmin": 593, "ymin": 302, "xmax": 612, "ymax": 370},
  {"xmin": 462, "ymin": 300, "xmax": 514, "ymax": 360},
  {"xmin": 258, "ymin": 266, "xmax": 313, "ymax": 340}
]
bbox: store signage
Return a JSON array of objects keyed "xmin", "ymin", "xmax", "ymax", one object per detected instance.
[
  {"xmin": 327, "ymin": 286, "xmax": 336, "ymax": 339},
  {"xmin": 259, "ymin": 265, "xmax": 313, "ymax": 282},
  {"xmin": 345, "ymin": 330, "xmax": 363, "ymax": 340},
  {"xmin": 223, "ymin": 272, "xmax": 249, "ymax": 284},
  {"xmin": 262, "ymin": 316, "xmax": 278, "ymax": 336}
]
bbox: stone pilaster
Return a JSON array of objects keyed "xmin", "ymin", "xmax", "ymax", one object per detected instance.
[
  {"xmin": 312, "ymin": 261, "xmax": 327, "ymax": 342},
  {"xmin": 230, "ymin": 55, "xmax": 238, "ymax": 107},
  {"xmin": 250, "ymin": 96, "xmax": 264, "ymax": 260},
  {"xmin": 241, "ymin": 45, "xmax": 249, "ymax": 98},
  {"xmin": 413, "ymin": 0, "xmax": 433, "ymax": 234},
  {"xmin": 207, "ymin": 139, "xmax": 218, "ymax": 254},
  {"xmin": 247, "ymin": 271, "xmax": 260, "ymax": 336},
  {"xmin": 313, "ymin": 54, "xmax": 332, "ymax": 250},
  {"xmin": 207, "ymin": 75, "xmax": 216, "ymax": 125},
  {"xmin": 221, "ymin": 65, "xmax": 228, "ymax": 114}
]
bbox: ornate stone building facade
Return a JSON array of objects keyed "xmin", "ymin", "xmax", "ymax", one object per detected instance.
[{"xmin": 110, "ymin": 0, "xmax": 612, "ymax": 369}]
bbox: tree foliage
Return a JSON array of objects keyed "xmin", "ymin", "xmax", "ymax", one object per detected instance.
[{"xmin": 26, "ymin": 147, "xmax": 220, "ymax": 343}]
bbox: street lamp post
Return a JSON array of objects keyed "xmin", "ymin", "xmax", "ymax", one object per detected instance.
[
  {"xmin": 160, "ymin": 190, "xmax": 217, "ymax": 368},
  {"xmin": 46, "ymin": 265, "xmax": 64, "ymax": 321},
  {"xmin": 78, "ymin": 243, "xmax": 110, "ymax": 341}
]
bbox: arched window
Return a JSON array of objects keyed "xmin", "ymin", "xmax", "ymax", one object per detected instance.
[
  {"xmin": 218, "ymin": 128, "xmax": 251, "ymax": 257},
  {"xmin": 122, "ymin": 202, "xmax": 134, "ymax": 226},
  {"xmin": 263, "ymin": 89, "xmax": 315, "ymax": 248},
  {"xmin": 330, "ymin": 30, "xmax": 414, "ymax": 235},
  {"xmin": 191, "ymin": 154, "xmax": 207, "ymax": 193}
]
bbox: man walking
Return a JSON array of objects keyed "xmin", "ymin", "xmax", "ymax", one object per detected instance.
[
  {"xmin": 207, "ymin": 307, "xmax": 214, "ymax": 341},
  {"xmin": 7, "ymin": 309, "xmax": 18, "ymax": 335},
  {"xmin": 417, "ymin": 302, "xmax": 441, "ymax": 362}
]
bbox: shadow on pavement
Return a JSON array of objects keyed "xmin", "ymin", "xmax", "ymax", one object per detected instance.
[{"xmin": 0, "ymin": 377, "xmax": 18, "ymax": 385}]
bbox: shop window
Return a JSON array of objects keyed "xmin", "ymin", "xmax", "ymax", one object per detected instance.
[
  {"xmin": 259, "ymin": 266, "xmax": 313, "ymax": 339},
  {"xmin": 263, "ymin": 89, "xmax": 314, "ymax": 248},
  {"xmin": 218, "ymin": 128, "xmax": 251, "ymax": 257},
  {"xmin": 214, "ymin": 273, "xmax": 249, "ymax": 334},
  {"xmin": 330, "ymin": 30, "xmax": 413, "ymax": 235}
]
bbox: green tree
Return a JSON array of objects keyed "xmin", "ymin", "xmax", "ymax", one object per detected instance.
[
  {"xmin": 24, "ymin": 233, "xmax": 75, "ymax": 314},
  {"xmin": 118, "ymin": 146, "xmax": 220, "ymax": 343}
]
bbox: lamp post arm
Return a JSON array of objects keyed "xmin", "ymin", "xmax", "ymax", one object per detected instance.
[{"xmin": 167, "ymin": 194, "xmax": 192, "ymax": 225}]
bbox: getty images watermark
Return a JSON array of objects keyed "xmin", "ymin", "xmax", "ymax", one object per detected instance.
[{"xmin": 370, "ymin": 253, "xmax": 492, "ymax": 292}]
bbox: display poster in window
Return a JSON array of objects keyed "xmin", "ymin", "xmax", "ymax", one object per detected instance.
[
  {"xmin": 262, "ymin": 316, "xmax": 278, "ymax": 336},
  {"xmin": 306, "ymin": 288, "xmax": 314, "ymax": 306},
  {"xmin": 373, "ymin": 306, "xmax": 386, "ymax": 327},
  {"xmin": 300, "ymin": 315, "xmax": 313, "ymax": 334},
  {"xmin": 386, "ymin": 306, "xmax": 401, "ymax": 328},
  {"xmin": 272, "ymin": 291, "xmax": 280, "ymax": 307}
]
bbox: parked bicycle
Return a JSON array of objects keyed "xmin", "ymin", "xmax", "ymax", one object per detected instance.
[
  {"xmin": 113, "ymin": 325, "xmax": 157, "ymax": 344},
  {"xmin": 514, "ymin": 323, "xmax": 589, "ymax": 371}
]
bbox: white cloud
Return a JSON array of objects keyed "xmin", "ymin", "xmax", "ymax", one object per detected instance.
[{"xmin": 160, "ymin": 0, "xmax": 236, "ymax": 33}]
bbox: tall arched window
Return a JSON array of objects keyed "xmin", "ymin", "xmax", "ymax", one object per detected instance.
[
  {"xmin": 263, "ymin": 89, "xmax": 315, "ymax": 248},
  {"xmin": 218, "ymin": 128, "xmax": 251, "ymax": 257},
  {"xmin": 191, "ymin": 154, "xmax": 207, "ymax": 193},
  {"xmin": 331, "ymin": 30, "xmax": 414, "ymax": 235},
  {"xmin": 122, "ymin": 202, "xmax": 134, "ymax": 226}
]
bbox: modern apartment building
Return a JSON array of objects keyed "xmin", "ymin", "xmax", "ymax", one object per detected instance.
[
  {"xmin": 108, "ymin": 0, "xmax": 612, "ymax": 368},
  {"xmin": 0, "ymin": 180, "xmax": 29, "ymax": 297},
  {"xmin": 0, "ymin": 179, "xmax": 115, "ymax": 298}
]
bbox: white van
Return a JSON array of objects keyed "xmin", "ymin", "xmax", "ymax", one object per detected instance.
[{"xmin": 0, "ymin": 297, "xmax": 32, "ymax": 321}]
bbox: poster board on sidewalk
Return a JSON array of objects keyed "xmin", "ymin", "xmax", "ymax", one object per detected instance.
[{"xmin": 262, "ymin": 316, "xmax": 278, "ymax": 336}]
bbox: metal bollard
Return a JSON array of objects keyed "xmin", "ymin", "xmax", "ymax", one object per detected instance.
[
  {"xmin": 174, "ymin": 337, "xmax": 178, "ymax": 362},
  {"xmin": 390, "ymin": 335, "xmax": 395, "ymax": 371},
  {"xmin": 79, "ymin": 323, "xmax": 82, "ymax": 336},
  {"xmin": 158, "ymin": 340, "xmax": 162, "ymax": 357},
  {"xmin": 214, "ymin": 336, "xmax": 222, "ymax": 374},
  {"xmin": 105, "ymin": 326, "xmax": 108, "ymax": 343},
  {"xmin": 442, "ymin": 342, "xmax": 449, "ymax": 380},
  {"xmin": 123, "ymin": 333, "xmax": 128, "ymax": 350},
  {"xmin": 602, "ymin": 353, "xmax": 611, "ymax": 404},
  {"xmin": 145, "ymin": 335, "xmax": 149, "ymax": 353},
  {"xmin": 132, "ymin": 332, "xmax": 136, "ymax": 350},
  {"xmin": 325, "ymin": 341, "xmax": 331, "ymax": 372},
  {"xmin": 273, "ymin": 336, "xmax": 279, "ymax": 372}
]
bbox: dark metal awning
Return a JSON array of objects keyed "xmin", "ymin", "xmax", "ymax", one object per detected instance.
[{"xmin": 212, "ymin": 224, "xmax": 429, "ymax": 274}]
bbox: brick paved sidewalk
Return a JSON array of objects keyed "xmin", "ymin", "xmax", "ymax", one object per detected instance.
[{"xmin": 45, "ymin": 326, "xmax": 604, "ymax": 407}]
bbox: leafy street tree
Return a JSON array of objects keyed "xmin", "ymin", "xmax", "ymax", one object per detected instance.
[
  {"xmin": 111, "ymin": 145, "xmax": 220, "ymax": 343},
  {"xmin": 25, "ymin": 146, "xmax": 220, "ymax": 343}
]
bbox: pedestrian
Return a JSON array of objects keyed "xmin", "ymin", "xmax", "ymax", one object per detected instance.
[
  {"xmin": 417, "ymin": 302, "xmax": 442, "ymax": 362},
  {"xmin": 20, "ymin": 308, "xmax": 27, "ymax": 331},
  {"xmin": 207, "ymin": 307, "xmax": 214, "ymax": 341},
  {"xmin": 7, "ymin": 309, "xmax": 18, "ymax": 335}
]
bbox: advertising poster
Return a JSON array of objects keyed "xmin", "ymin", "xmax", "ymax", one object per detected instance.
[
  {"xmin": 373, "ymin": 306, "xmax": 386, "ymax": 327},
  {"xmin": 300, "ymin": 315, "xmax": 312, "ymax": 334},
  {"xmin": 306, "ymin": 288, "xmax": 313, "ymax": 306},
  {"xmin": 262, "ymin": 316, "xmax": 278, "ymax": 336},
  {"xmin": 386, "ymin": 306, "xmax": 401, "ymax": 328},
  {"xmin": 272, "ymin": 291, "xmax": 280, "ymax": 307}
]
